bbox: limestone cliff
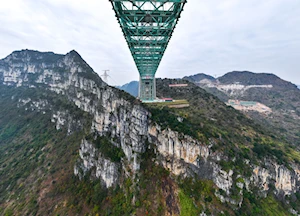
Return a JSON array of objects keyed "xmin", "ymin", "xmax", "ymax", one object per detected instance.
[{"xmin": 1, "ymin": 50, "xmax": 300, "ymax": 215}]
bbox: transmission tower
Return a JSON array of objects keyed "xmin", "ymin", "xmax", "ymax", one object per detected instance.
[{"xmin": 101, "ymin": 70, "xmax": 110, "ymax": 83}]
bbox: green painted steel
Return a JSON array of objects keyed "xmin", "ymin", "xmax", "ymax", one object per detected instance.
[{"xmin": 110, "ymin": 0, "xmax": 187, "ymax": 80}]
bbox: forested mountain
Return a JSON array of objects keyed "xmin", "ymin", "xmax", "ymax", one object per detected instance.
[
  {"xmin": 184, "ymin": 71, "xmax": 300, "ymax": 146},
  {"xmin": 0, "ymin": 50, "xmax": 300, "ymax": 215}
]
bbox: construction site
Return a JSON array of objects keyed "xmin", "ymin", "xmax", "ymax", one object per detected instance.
[{"xmin": 227, "ymin": 100, "xmax": 272, "ymax": 113}]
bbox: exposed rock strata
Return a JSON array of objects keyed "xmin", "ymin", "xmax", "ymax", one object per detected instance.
[{"xmin": 1, "ymin": 50, "xmax": 299, "ymax": 206}]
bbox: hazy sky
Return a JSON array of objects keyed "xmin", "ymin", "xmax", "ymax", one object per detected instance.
[{"xmin": 1, "ymin": 0, "xmax": 300, "ymax": 85}]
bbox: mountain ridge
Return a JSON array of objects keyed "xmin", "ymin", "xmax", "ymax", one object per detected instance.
[
  {"xmin": 183, "ymin": 73, "xmax": 216, "ymax": 83},
  {"xmin": 184, "ymin": 71, "xmax": 300, "ymax": 146},
  {"xmin": 122, "ymin": 71, "xmax": 299, "ymax": 96},
  {"xmin": 1, "ymin": 50, "xmax": 300, "ymax": 215},
  {"xmin": 117, "ymin": 80, "xmax": 139, "ymax": 97},
  {"xmin": 218, "ymin": 71, "xmax": 297, "ymax": 89}
]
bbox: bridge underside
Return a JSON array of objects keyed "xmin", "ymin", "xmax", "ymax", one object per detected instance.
[{"xmin": 110, "ymin": 0, "xmax": 186, "ymax": 101}]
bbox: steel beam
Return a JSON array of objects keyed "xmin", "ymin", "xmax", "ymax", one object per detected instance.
[{"xmin": 109, "ymin": 0, "xmax": 186, "ymax": 101}]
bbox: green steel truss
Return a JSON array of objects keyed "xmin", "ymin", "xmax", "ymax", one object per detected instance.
[{"xmin": 110, "ymin": 0, "xmax": 186, "ymax": 100}]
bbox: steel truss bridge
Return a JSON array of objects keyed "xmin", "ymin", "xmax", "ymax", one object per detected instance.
[{"xmin": 110, "ymin": 0, "xmax": 187, "ymax": 101}]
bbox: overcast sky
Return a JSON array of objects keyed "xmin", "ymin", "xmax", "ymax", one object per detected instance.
[{"xmin": 1, "ymin": 0, "xmax": 300, "ymax": 85}]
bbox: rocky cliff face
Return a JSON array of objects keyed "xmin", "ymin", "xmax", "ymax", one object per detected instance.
[
  {"xmin": 74, "ymin": 139, "xmax": 120, "ymax": 188},
  {"xmin": 1, "ymin": 50, "xmax": 300, "ymax": 215},
  {"xmin": 0, "ymin": 49, "xmax": 149, "ymax": 183},
  {"xmin": 149, "ymin": 122, "xmax": 300, "ymax": 197}
]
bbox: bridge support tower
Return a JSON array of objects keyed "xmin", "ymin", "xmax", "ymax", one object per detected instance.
[
  {"xmin": 139, "ymin": 76, "xmax": 156, "ymax": 101},
  {"xmin": 110, "ymin": 0, "xmax": 187, "ymax": 102}
]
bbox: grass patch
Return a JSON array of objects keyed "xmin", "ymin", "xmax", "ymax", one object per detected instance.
[
  {"xmin": 179, "ymin": 190, "xmax": 198, "ymax": 216},
  {"xmin": 260, "ymin": 196, "xmax": 290, "ymax": 216},
  {"xmin": 238, "ymin": 192, "xmax": 291, "ymax": 216}
]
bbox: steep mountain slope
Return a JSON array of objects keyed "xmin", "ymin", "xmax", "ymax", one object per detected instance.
[
  {"xmin": 117, "ymin": 80, "xmax": 139, "ymax": 97},
  {"xmin": 0, "ymin": 85, "xmax": 92, "ymax": 215},
  {"xmin": 184, "ymin": 71, "xmax": 300, "ymax": 146},
  {"xmin": 183, "ymin": 74, "xmax": 230, "ymax": 102},
  {"xmin": 0, "ymin": 51, "xmax": 300, "ymax": 215}
]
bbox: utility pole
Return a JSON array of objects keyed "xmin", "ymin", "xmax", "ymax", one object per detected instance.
[{"xmin": 101, "ymin": 70, "xmax": 110, "ymax": 83}]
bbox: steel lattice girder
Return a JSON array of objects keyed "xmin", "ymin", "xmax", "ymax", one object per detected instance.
[{"xmin": 110, "ymin": 0, "xmax": 186, "ymax": 78}]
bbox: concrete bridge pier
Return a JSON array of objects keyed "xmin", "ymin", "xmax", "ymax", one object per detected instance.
[{"xmin": 139, "ymin": 76, "xmax": 156, "ymax": 102}]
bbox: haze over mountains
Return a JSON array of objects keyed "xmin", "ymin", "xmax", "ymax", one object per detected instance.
[
  {"xmin": 117, "ymin": 81, "xmax": 138, "ymax": 97},
  {"xmin": 1, "ymin": 50, "xmax": 300, "ymax": 215}
]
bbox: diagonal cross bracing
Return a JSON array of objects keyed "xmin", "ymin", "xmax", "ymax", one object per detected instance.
[{"xmin": 110, "ymin": 0, "xmax": 186, "ymax": 101}]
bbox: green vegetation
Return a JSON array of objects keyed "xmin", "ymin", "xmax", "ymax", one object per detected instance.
[
  {"xmin": 154, "ymin": 79, "xmax": 300, "ymax": 167},
  {"xmin": 0, "ymin": 80, "xmax": 179, "ymax": 215},
  {"xmin": 252, "ymin": 137, "xmax": 300, "ymax": 165},
  {"xmin": 0, "ymin": 56, "xmax": 299, "ymax": 216},
  {"xmin": 153, "ymin": 79, "xmax": 260, "ymax": 143},
  {"xmin": 55, "ymin": 142, "xmax": 173, "ymax": 216},
  {"xmin": 0, "ymin": 85, "xmax": 91, "ymax": 215},
  {"xmin": 188, "ymin": 71, "xmax": 300, "ymax": 147},
  {"xmin": 55, "ymin": 174, "xmax": 134, "ymax": 216},
  {"xmin": 253, "ymin": 143, "xmax": 286, "ymax": 163},
  {"xmin": 237, "ymin": 192, "xmax": 292, "ymax": 216},
  {"xmin": 179, "ymin": 190, "xmax": 198, "ymax": 216},
  {"xmin": 148, "ymin": 106, "xmax": 199, "ymax": 139},
  {"xmin": 78, "ymin": 70, "xmax": 104, "ymax": 87},
  {"xmin": 177, "ymin": 176, "xmax": 237, "ymax": 215},
  {"xmin": 89, "ymin": 135, "xmax": 125, "ymax": 163}
]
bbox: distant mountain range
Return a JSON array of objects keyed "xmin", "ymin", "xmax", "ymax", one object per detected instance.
[
  {"xmin": 120, "ymin": 71, "xmax": 300, "ymax": 101},
  {"xmin": 184, "ymin": 71, "xmax": 298, "ymax": 89},
  {"xmin": 184, "ymin": 71, "xmax": 300, "ymax": 146},
  {"xmin": 119, "ymin": 71, "xmax": 300, "ymax": 145},
  {"xmin": 117, "ymin": 81, "xmax": 139, "ymax": 97}
]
